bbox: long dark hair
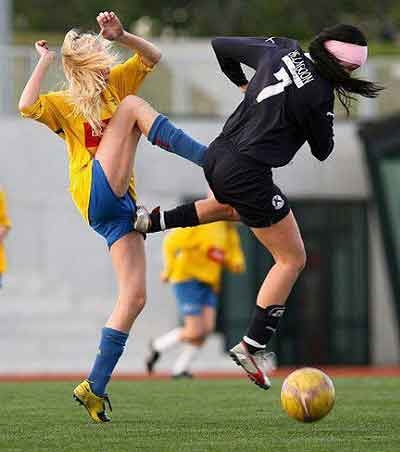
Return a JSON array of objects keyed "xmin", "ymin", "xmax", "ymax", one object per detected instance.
[{"xmin": 309, "ymin": 24, "xmax": 383, "ymax": 114}]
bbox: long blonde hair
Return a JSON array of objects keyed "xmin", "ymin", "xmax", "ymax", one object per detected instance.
[{"xmin": 62, "ymin": 29, "xmax": 118, "ymax": 136}]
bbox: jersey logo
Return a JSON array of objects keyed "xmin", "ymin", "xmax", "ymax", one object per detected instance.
[
  {"xmin": 268, "ymin": 306, "xmax": 286, "ymax": 317},
  {"xmin": 207, "ymin": 247, "xmax": 225, "ymax": 263},
  {"xmin": 272, "ymin": 195, "xmax": 285, "ymax": 210},
  {"xmin": 84, "ymin": 118, "xmax": 111, "ymax": 148},
  {"xmin": 326, "ymin": 112, "xmax": 335, "ymax": 118},
  {"xmin": 265, "ymin": 37, "xmax": 275, "ymax": 44}
]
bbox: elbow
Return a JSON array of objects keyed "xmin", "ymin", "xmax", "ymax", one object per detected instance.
[
  {"xmin": 152, "ymin": 48, "xmax": 162, "ymax": 65},
  {"xmin": 313, "ymin": 148, "xmax": 333, "ymax": 162},
  {"xmin": 314, "ymin": 154, "xmax": 329, "ymax": 162},
  {"xmin": 312, "ymin": 149, "xmax": 332, "ymax": 162},
  {"xmin": 18, "ymin": 99, "xmax": 32, "ymax": 113},
  {"xmin": 312, "ymin": 140, "xmax": 334, "ymax": 162},
  {"xmin": 18, "ymin": 100, "xmax": 26, "ymax": 112}
]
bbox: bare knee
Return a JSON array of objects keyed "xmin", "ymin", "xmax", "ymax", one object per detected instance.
[
  {"xmin": 284, "ymin": 248, "xmax": 307, "ymax": 275},
  {"xmin": 187, "ymin": 336, "xmax": 206, "ymax": 346},
  {"xmin": 120, "ymin": 95, "xmax": 148, "ymax": 118},
  {"xmin": 121, "ymin": 289, "xmax": 147, "ymax": 318},
  {"xmin": 182, "ymin": 328, "xmax": 205, "ymax": 345}
]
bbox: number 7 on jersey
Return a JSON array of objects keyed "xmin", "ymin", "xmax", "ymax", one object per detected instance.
[{"xmin": 257, "ymin": 67, "xmax": 292, "ymax": 103}]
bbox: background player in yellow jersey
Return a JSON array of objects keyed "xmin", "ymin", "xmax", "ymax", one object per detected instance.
[
  {"xmin": 18, "ymin": 11, "xmax": 161, "ymax": 422},
  {"xmin": 146, "ymin": 214, "xmax": 245, "ymax": 378},
  {"xmin": 0, "ymin": 187, "xmax": 12, "ymax": 289}
]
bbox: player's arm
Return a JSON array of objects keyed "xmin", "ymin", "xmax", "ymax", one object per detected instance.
[
  {"xmin": 211, "ymin": 37, "xmax": 266, "ymax": 89},
  {"xmin": 97, "ymin": 11, "xmax": 161, "ymax": 68},
  {"xmin": 304, "ymin": 99, "xmax": 335, "ymax": 161},
  {"xmin": 295, "ymin": 82, "xmax": 335, "ymax": 161},
  {"xmin": 18, "ymin": 41, "xmax": 55, "ymax": 111}
]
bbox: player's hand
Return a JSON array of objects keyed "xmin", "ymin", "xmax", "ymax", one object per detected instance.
[
  {"xmin": 35, "ymin": 40, "xmax": 55, "ymax": 61},
  {"xmin": 239, "ymin": 84, "xmax": 248, "ymax": 93},
  {"xmin": 97, "ymin": 11, "xmax": 124, "ymax": 41},
  {"xmin": 160, "ymin": 273, "xmax": 169, "ymax": 283}
]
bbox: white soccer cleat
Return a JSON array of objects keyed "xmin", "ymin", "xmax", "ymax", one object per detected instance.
[
  {"xmin": 134, "ymin": 205, "xmax": 151, "ymax": 233},
  {"xmin": 229, "ymin": 341, "xmax": 277, "ymax": 390}
]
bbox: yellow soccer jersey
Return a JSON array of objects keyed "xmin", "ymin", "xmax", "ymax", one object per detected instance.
[
  {"xmin": 20, "ymin": 54, "xmax": 152, "ymax": 222},
  {"xmin": 0, "ymin": 188, "xmax": 12, "ymax": 273},
  {"xmin": 162, "ymin": 222, "xmax": 245, "ymax": 293}
]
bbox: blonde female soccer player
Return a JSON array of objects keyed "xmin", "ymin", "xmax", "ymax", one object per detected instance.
[
  {"xmin": 146, "ymin": 220, "xmax": 245, "ymax": 378},
  {"xmin": 18, "ymin": 11, "xmax": 161, "ymax": 422},
  {"xmin": 0, "ymin": 187, "xmax": 12, "ymax": 289}
]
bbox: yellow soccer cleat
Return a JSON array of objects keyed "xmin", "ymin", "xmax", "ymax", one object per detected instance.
[{"xmin": 73, "ymin": 380, "xmax": 112, "ymax": 423}]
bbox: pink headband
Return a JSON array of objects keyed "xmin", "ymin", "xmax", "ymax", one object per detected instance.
[{"xmin": 324, "ymin": 40, "xmax": 368, "ymax": 67}]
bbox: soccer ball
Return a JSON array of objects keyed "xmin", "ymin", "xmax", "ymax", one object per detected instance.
[{"xmin": 281, "ymin": 367, "xmax": 335, "ymax": 422}]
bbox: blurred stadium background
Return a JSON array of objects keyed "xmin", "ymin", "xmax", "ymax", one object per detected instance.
[{"xmin": 1, "ymin": 0, "xmax": 400, "ymax": 376}]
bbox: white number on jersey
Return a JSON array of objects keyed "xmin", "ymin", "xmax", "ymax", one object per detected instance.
[{"xmin": 256, "ymin": 67, "xmax": 292, "ymax": 103}]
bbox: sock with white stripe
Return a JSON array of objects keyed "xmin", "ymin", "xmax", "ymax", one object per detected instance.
[
  {"xmin": 149, "ymin": 203, "xmax": 200, "ymax": 233},
  {"xmin": 243, "ymin": 304, "xmax": 286, "ymax": 354}
]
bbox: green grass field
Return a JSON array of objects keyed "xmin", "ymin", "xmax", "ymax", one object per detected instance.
[{"xmin": 1, "ymin": 377, "xmax": 399, "ymax": 452}]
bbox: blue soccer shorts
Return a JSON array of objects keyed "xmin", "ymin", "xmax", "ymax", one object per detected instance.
[
  {"xmin": 172, "ymin": 280, "xmax": 218, "ymax": 317},
  {"xmin": 89, "ymin": 159, "xmax": 137, "ymax": 248}
]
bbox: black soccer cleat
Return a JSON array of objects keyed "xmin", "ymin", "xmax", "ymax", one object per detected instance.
[{"xmin": 146, "ymin": 342, "xmax": 160, "ymax": 374}]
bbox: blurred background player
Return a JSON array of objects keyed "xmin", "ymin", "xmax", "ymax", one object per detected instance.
[
  {"xmin": 18, "ymin": 11, "xmax": 161, "ymax": 422},
  {"xmin": 146, "ymin": 213, "xmax": 245, "ymax": 378},
  {"xmin": 0, "ymin": 187, "xmax": 12, "ymax": 289}
]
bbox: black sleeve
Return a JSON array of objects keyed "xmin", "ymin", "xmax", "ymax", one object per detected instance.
[
  {"xmin": 304, "ymin": 99, "xmax": 335, "ymax": 161},
  {"xmin": 211, "ymin": 37, "xmax": 268, "ymax": 87}
]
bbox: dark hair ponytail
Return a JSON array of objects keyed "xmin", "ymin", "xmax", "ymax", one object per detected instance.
[{"xmin": 309, "ymin": 24, "xmax": 383, "ymax": 114}]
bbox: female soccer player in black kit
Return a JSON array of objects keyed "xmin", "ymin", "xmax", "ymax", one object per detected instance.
[{"xmin": 111, "ymin": 24, "xmax": 381, "ymax": 389}]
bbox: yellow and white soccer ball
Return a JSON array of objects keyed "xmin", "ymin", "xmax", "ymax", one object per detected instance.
[{"xmin": 281, "ymin": 367, "xmax": 335, "ymax": 422}]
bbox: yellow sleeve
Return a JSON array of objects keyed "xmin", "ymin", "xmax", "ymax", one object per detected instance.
[
  {"xmin": 224, "ymin": 226, "xmax": 245, "ymax": 273},
  {"xmin": 109, "ymin": 54, "xmax": 153, "ymax": 100},
  {"xmin": 0, "ymin": 190, "xmax": 12, "ymax": 229},
  {"xmin": 20, "ymin": 93, "xmax": 64, "ymax": 135},
  {"xmin": 162, "ymin": 229, "xmax": 193, "ymax": 280}
]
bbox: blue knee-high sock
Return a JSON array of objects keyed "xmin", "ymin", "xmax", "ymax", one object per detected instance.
[
  {"xmin": 148, "ymin": 114, "xmax": 207, "ymax": 167},
  {"xmin": 88, "ymin": 327, "xmax": 128, "ymax": 396}
]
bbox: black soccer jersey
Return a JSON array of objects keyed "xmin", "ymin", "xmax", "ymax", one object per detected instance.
[{"xmin": 211, "ymin": 36, "xmax": 335, "ymax": 167}]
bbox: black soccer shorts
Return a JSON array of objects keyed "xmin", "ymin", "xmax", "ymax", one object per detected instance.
[{"xmin": 203, "ymin": 137, "xmax": 290, "ymax": 228}]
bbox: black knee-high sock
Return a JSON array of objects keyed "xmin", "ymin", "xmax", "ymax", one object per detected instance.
[
  {"xmin": 243, "ymin": 305, "xmax": 286, "ymax": 354},
  {"xmin": 149, "ymin": 202, "xmax": 200, "ymax": 232}
]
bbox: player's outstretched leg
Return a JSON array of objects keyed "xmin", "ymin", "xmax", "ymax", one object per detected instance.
[{"xmin": 134, "ymin": 198, "xmax": 239, "ymax": 234}]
